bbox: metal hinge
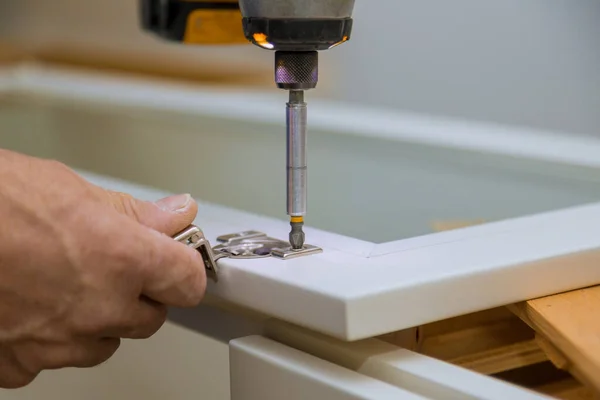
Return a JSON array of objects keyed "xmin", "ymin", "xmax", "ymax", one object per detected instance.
[{"xmin": 173, "ymin": 225, "xmax": 322, "ymax": 282}]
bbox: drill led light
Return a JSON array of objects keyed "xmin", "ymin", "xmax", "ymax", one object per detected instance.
[
  {"xmin": 252, "ymin": 33, "xmax": 274, "ymax": 49},
  {"xmin": 328, "ymin": 35, "xmax": 349, "ymax": 49}
]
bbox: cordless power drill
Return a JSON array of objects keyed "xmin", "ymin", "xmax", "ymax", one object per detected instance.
[{"xmin": 139, "ymin": 0, "xmax": 356, "ymax": 250}]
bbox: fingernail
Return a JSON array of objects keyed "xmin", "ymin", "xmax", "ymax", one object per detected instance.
[{"xmin": 155, "ymin": 194, "xmax": 191, "ymax": 212}]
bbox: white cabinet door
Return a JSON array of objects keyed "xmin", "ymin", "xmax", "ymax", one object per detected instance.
[
  {"xmin": 80, "ymin": 165, "xmax": 600, "ymax": 342},
  {"xmin": 4, "ymin": 66, "xmax": 600, "ymax": 341},
  {"xmin": 229, "ymin": 336, "xmax": 426, "ymax": 400}
]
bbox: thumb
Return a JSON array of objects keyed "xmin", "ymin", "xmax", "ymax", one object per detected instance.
[{"xmin": 106, "ymin": 191, "xmax": 198, "ymax": 236}]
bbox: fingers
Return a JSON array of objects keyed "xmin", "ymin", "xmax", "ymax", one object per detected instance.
[
  {"xmin": 0, "ymin": 346, "xmax": 38, "ymax": 389},
  {"xmin": 103, "ymin": 189, "xmax": 206, "ymax": 306},
  {"xmin": 14, "ymin": 338, "xmax": 121, "ymax": 371},
  {"xmin": 106, "ymin": 190, "xmax": 198, "ymax": 236},
  {"xmin": 102, "ymin": 297, "xmax": 168, "ymax": 339},
  {"xmin": 123, "ymin": 297, "xmax": 168, "ymax": 339},
  {"xmin": 139, "ymin": 226, "xmax": 207, "ymax": 307},
  {"xmin": 0, "ymin": 339, "xmax": 120, "ymax": 388},
  {"xmin": 45, "ymin": 338, "xmax": 121, "ymax": 369},
  {"xmin": 6, "ymin": 299, "xmax": 166, "ymax": 378}
]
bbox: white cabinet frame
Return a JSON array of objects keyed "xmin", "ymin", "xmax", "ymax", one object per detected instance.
[
  {"xmin": 2, "ymin": 65, "xmax": 600, "ymax": 341},
  {"xmin": 228, "ymin": 319, "xmax": 555, "ymax": 399},
  {"xmin": 229, "ymin": 336, "xmax": 427, "ymax": 400}
]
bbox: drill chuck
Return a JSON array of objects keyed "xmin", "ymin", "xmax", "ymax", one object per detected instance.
[{"xmin": 275, "ymin": 51, "xmax": 318, "ymax": 90}]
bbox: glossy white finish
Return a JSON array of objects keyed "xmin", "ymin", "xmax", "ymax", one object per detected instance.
[
  {"xmin": 82, "ymin": 171, "xmax": 600, "ymax": 341},
  {"xmin": 229, "ymin": 336, "xmax": 426, "ymax": 400},
  {"xmin": 3, "ymin": 66, "xmax": 600, "ymax": 340}
]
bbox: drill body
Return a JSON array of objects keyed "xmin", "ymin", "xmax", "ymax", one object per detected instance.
[{"xmin": 140, "ymin": 0, "xmax": 356, "ymax": 249}]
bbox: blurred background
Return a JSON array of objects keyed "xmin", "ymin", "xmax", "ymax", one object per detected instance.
[
  {"xmin": 1, "ymin": 1, "xmax": 600, "ymax": 399},
  {"xmin": 1, "ymin": 0, "xmax": 600, "ymax": 135}
]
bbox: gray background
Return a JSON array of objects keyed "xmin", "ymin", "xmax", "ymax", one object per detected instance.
[{"xmin": 1, "ymin": 0, "xmax": 599, "ymax": 136}]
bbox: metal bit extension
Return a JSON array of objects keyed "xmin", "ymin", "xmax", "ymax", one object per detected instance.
[{"xmin": 286, "ymin": 90, "xmax": 307, "ymax": 249}]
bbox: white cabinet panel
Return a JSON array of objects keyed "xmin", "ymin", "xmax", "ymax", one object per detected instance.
[
  {"xmin": 229, "ymin": 336, "xmax": 426, "ymax": 400},
  {"xmin": 81, "ymin": 170, "xmax": 600, "ymax": 341}
]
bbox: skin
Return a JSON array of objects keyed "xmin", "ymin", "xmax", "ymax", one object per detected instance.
[{"xmin": 0, "ymin": 149, "xmax": 207, "ymax": 388}]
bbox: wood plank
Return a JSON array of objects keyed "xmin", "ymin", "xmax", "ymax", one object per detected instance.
[
  {"xmin": 536, "ymin": 378, "xmax": 595, "ymax": 400},
  {"xmin": 449, "ymin": 339, "xmax": 547, "ymax": 375},
  {"xmin": 419, "ymin": 314, "xmax": 533, "ymax": 360},
  {"xmin": 419, "ymin": 306, "xmax": 514, "ymax": 337},
  {"xmin": 535, "ymin": 334, "xmax": 570, "ymax": 371},
  {"xmin": 376, "ymin": 327, "xmax": 421, "ymax": 351},
  {"xmin": 0, "ymin": 39, "xmax": 272, "ymax": 86},
  {"xmin": 379, "ymin": 306, "xmax": 547, "ymax": 375},
  {"xmin": 509, "ymin": 287, "xmax": 600, "ymax": 395},
  {"xmin": 31, "ymin": 47, "xmax": 273, "ymax": 87},
  {"xmin": 0, "ymin": 41, "xmax": 26, "ymax": 65}
]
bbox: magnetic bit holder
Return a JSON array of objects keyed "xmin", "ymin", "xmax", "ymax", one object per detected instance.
[{"xmin": 173, "ymin": 225, "xmax": 323, "ymax": 282}]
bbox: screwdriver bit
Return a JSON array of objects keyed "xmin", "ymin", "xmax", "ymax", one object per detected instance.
[{"xmin": 289, "ymin": 217, "xmax": 305, "ymax": 249}]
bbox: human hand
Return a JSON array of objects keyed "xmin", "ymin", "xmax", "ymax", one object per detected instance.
[{"xmin": 0, "ymin": 149, "xmax": 206, "ymax": 388}]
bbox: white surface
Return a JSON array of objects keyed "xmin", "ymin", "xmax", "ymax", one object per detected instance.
[
  {"xmin": 266, "ymin": 321, "xmax": 551, "ymax": 400},
  {"xmin": 3, "ymin": 66, "xmax": 600, "ymax": 340},
  {"xmin": 82, "ymin": 171, "xmax": 600, "ymax": 341},
  {"xmin": 229, "ymin": 336, "xmax": 426, "ymax": 400}
]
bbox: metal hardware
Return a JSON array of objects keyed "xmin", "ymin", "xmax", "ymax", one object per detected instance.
[
  {"xmin": 213, "ymin": 231, "xmax": 287, "ymax": 258},
  {"xmin": 173, "ymin": 225, "xmax": 225, "ymax": 283},
  {"xmin": 270, "ymin": 244, "xmax": 323, "ymax": 259},
  {"xmin": 213, "ymin": 231, "xmax": 323, "ymax": 260},
  {"xmin": 173, "ymin": 225, "xmax": 323, "ymax": 282},
  {"xmin": 216, "ymin": 231, "xmax": 269, "ymax": 244}
]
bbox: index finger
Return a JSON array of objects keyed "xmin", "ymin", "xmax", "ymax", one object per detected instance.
[{"xmin": 138, "ymin": 226, "xmax": 207, "ymax": 307}]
